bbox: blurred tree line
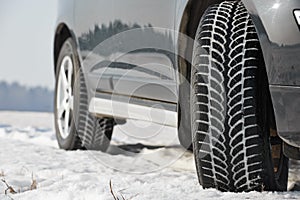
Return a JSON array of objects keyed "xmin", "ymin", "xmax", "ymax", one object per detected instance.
[
  {"xmin": 78, "ymin": 20, "xmax": 175, "ymax": 60},
  {"xmin": 0, "ymin": 81, "xmax": 53, "ymax": 112}
]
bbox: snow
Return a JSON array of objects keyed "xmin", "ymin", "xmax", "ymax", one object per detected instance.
[{"xmin": 0, "ymin": 111, "xmax": 299, "ymax": 200}]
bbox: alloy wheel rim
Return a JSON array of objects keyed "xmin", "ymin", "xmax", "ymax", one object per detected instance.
[{"xmin": 56, "ymin": 56, "xmax": 74, "ymax": 139}]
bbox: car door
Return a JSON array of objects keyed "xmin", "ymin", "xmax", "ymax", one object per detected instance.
[
  {"xmin": 74, "ymin": 0, "xmax": 115, "ymax": 94},
  {"xmin": 111, "ymin": 0, "xmax": 177, "ymax": 104}
]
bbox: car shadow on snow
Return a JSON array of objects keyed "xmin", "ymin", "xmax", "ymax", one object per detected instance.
[{"xmin": 107, "ymin": 143, "xmax": 184, "ymax": 155}]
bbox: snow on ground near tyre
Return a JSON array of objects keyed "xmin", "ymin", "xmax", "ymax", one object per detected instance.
[{"xmin": 0, "ymin": 111, "xmax": 299, "ymax": 200}]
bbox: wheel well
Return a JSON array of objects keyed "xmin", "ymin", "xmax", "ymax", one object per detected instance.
[{"xmin": 54, "ymin": 24, "xmax": 72, "ymax": 73}]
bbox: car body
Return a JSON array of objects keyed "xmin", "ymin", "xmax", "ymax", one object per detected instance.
[{"xmin": 53, "ymin": 0, "xmax": 300, "ymax": 192}]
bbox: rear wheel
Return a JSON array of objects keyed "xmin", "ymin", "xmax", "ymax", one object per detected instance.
[
  {"xmin": 54, "ymin": 38, "xmax": 115, "ymax": 151},
  {"xmin": 191, "ymin": 1, "xmax": 288, "ymax": 192}
]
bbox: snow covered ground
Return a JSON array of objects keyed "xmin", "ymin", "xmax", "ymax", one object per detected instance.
[{"xmin": 0, "ymin": 111, "xmax": 299, "ymax": 200}]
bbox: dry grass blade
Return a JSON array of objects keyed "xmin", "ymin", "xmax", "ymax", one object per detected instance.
[
  {"xmin": 30, "ymin": 180, "xmax": 37, "ymax": 190},
  {"xmin": 30, "ymin": 173, "xmax": 37, "ymax": 190},
  {"xmin": 120, "ymin": 194, "xmax": 126, "ymax": 200},
  {"xmin": 1, "ymin": 179, "xmax": 17, "ymax": 195},
  {"xmin": 109, "ymin": 180, "xmax": 127, "ymax": 200},
  {"xmin": 127, "ymin": 193, "xmax": 139, "ymax": 200},
  {"xmin": 110, "ymin": 180, "xmax": 119, "ymax": 200}
]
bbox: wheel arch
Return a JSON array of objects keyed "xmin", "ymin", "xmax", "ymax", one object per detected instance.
[{"xmin": 53, "ymin": 23, "xmax": 78, "ymax": 73}]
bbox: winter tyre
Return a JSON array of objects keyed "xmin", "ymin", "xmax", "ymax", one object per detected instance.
[{"xmin": 191, "ymin": 1, "xmax": 289, "ymax": 192}]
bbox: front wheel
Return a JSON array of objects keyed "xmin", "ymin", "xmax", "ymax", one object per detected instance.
[
  {"xmin": 54, "ymin": 38, "xmax": 115, "ymax": 151},
  {"xmin": 191, "ymin": 1, "xmax": 288, "ymax": 192}
]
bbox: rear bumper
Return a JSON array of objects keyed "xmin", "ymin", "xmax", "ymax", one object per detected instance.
[{"xmin": 270, "ymin": 85, "xmax": 300, "ymax": 151}]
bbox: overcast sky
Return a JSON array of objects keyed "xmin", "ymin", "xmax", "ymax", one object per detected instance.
[{"xmin": 0, "ymin": 0, "xmax": 57, "ymax": 89}]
